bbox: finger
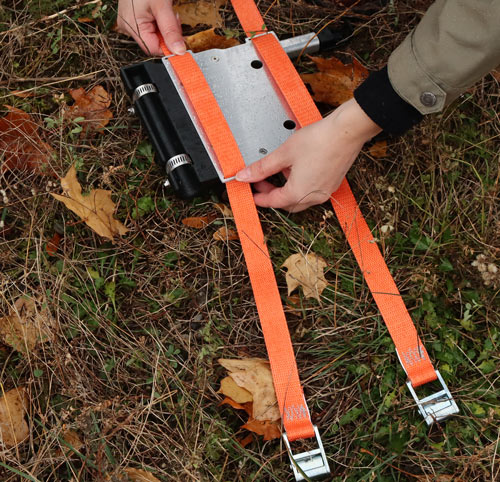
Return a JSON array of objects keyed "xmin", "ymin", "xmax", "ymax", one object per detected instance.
[
  {"xmin": 236, "ymin": 149, "xmax": 289, "ymax": 183},
  {"xmin": 253, "ymin": 180, "xmax": 275, "ymax": 194},
  {"xmin": 153, "ymin": 3, "xmax": 185, "ymax": 55},
  {"xmin": 135, "ymin": 30, "xmax": 164, "ymax": 56},
  {"xmin": 253, "ymin": 185, "xmax": 295, "ymax": 210}
]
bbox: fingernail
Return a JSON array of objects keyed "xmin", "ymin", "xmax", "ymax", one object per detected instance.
[
  {"xmin": 172, "ymin": 41, "xmax": 186, "ymax": 55},
  {"xmin": 236, "ymin": 168, "xmax": 251, "ymax": 181}
]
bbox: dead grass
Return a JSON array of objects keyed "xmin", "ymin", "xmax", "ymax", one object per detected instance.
[{"xmin": 1, "ymin": 0, "xmax": 499, "ymax": 481}]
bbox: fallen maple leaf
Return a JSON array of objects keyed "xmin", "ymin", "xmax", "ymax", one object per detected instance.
[
  {"xmin": 51, "ymin": 165, "xmax": 128, "ymax": 241},
  {"xmin": 10, "ymin": 90, "xmax": 35, "ymax": 98},
  {"xmin": 57, "ymin": 429, "xmax": 84, "ymax": 456},
  {"xmin": 213, "ymin": 226, "xmax": 239, "ymax": 241},
  {"xmin": 174, "ymin": 0, "xmax": 225, "ymax": 28},
  {"xmin": 220, "ymin": 376, "xmax": 253, "ymax": 403},
  {"xmin": 368, "ymin": 140, "xmax": 387, "ymax": 159},
  {"xmin": 242, "ymin": 419, "xmax": 281, "ymax": 441},
  {"xmin": 64, "ymin": 85, "xmax": 113, "ymax": 134},
  {"xmin": 181, "ymin": 215, "xmax": 215, "ymax": 228},
  {"xmin": 214, "ymin": 203, "xmax": 233, "ymax": 218},
  {"xmin": 0, "ymin": 387, "xmax": 29, "ymax": 448},
  {"xmin": 282, "ymin": 252, "xmax": 328, "ymax": 301},
  {"xmin": 185, "ymin": 28, "xmax": 239, "ymax": 53},
  {"xmin": 0, "ymin": 105, "xmax": 54, "ymax": 175},
  {"xmin": 300, "ymin": 56, "xmax": 368, "ymax": 107},
  {"xmin": 46, "ymin": 231, "xmax": 63, "ymax": 256},
  {"xmin": 238, "ymin": 433, "xmax": 254, "ymax": 447},
  {"xmin": 219, "ymin": 358, "xmax": 280, "ymax": 421},
  {"xmin": 220, "ymin": 397, "xmax": 253, "ymax": 416},
  {"xmin": 0, "ymin": 297, "xmax": 55, "ymax": 354},
  {"xmin": 123, "ymin": 468, "xmax": 161, "ymax": 482},
  {"xmin": 219, "ymin": 397, "xmax": 281, "ymax": 440}
]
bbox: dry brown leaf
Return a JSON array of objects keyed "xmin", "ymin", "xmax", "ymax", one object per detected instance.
[
  {"xmin": 242, "ymin": 418, "xmax": 281, "ymax": 441},
  {"xmin": 218, "ymin": 358, "xmax": 280, "ymax": 421},
  {"xmin": 10, "ymin": 90, "xmax": 35, "ymax": 98},
  {"xmin": 220, "ymin": 397, "xmax": 253, "ymax": 417},
  {"xmin": 0, "ymin": 387, "xmax": 29, "ymax": 448},
  {"xmin": 238, "ymin": 433, "xmax": 254, "ymax": 447},
  {"xmin": 51, "ymin": 165, "xmax": 128, "ymax": 241},
  {"xmin": 213, "ymin": 226, "xmax": 239, "ymax": 241},
  {"xmin": 57, "ymin": 429, "xmax": 84, "ymax": 456},
  {"xmin": 174, "ymin": 0, "xmax": 225, "ymax": 28},
  {"xmin": 0, "ymin": 297, "xmax": 55, "ymax": 354},
  {"xmin": 0, "ymin": 105, "xmax": 54, "ymax": 175},
  {"xmin": 282, "ymin": 252, "xmax": 328, "ymax": 301},
  {"xmin": 123, "ymin": 468, "xmax": 161, "ymax": 482},
  {"xmin": 219, "ymin": 376, "xmax": 253, "ymax": 403},
  {"xmin": 181, "ymin": 215, "xmax": 215, "ymax": 228},
  {"xmin": 214, "ymin": 203, "xmax": 233, "ymax": 218},
  {"xmin": 300, "ymin": 56, "xmax": 368, "ymax": 107},
  {"xmin": 185, "ymin": 28, "xmax": 239, "ymax": 52},
  {"xmin": 64, "ymin": 85, "xmax": 113, "ymax": 134},
  {"xmin": 368, "ymin": 140, "xmax": 387, "ymax": 159}
]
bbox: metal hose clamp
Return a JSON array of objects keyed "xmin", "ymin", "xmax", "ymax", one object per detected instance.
[
  {"xmin": 166, "ymin": 153, "xmax": 192, "ymax": 176},
  {"xmin": 132, "ymin": 83, "xmax": 158, "ymax": 103}
]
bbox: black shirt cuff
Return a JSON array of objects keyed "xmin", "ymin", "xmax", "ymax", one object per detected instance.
[{"xmin": 354, "ymin": 66, "xmax": 423, "ymax": 135}]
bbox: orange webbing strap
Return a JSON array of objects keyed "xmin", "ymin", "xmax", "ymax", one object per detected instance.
[
  {"xmin": 231, "ymin": 0, "xmax": 437, "ymax": 387},
  {"xmin": 160, "ymin": 40, "xmax": 315, "ymax": 441}
]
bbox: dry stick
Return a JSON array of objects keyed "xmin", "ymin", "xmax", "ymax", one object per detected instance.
[
  {"xmin": 0, "ymin": 0, "xmax": 102, "ymax": 37},
  {"xmin": 0, "ymin": 70, "xmax": 106, "ymax": 99},
  {"xmin": 0, "ymin": 74, "xmax": 113, "ymax": 84}
]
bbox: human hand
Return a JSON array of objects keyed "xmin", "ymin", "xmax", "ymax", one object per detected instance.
[
  {"xmin": 235, "ymin": 98, "xmax": 382, "ymax": 212},
  {"xmin": 117, "ymin": 0, "xmax": 186, "ymax": 56}
]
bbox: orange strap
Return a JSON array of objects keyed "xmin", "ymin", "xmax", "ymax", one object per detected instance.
[
  {"xmin": 159, "ymin": 0, "xmax": 438, "ymax": 441},
  {"xmin": 231, "ymin": 0, "xmax": 437, "ymax": 387},
  {"xmin": 160, "ymin": 41, "xmax": 315, "ymax": 441}
]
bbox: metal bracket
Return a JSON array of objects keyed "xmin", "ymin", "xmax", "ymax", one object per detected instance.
[
  {"xmin": 283, "ymin": 426, "xmax": 331, "ymax": 481},
  {"xmin": 406, "ymin": 370, "xmax": 459, "ymax": 425},
  {"xmin": 161, "ymin": 31, "xmax": 320, "ymax": 185}
]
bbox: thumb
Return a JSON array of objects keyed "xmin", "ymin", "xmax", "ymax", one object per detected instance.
[
  {"xmin": 235, "ymin": 148, "xmax": 290, "ymax": 183},
  {"xmin": 153, "ymin": 3, "xmax": 185, "ymax": 55}
]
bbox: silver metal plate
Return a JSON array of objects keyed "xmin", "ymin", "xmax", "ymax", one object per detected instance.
[{"xmin": 162, "ymin": 33, "xmax": 303, "ymax": 182}]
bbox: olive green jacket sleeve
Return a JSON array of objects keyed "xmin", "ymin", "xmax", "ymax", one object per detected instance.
[{"xmin": 388, "ymin": 0, "xmax": 500, "ymax": 114}]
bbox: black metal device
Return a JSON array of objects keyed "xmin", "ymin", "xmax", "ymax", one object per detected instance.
[{"xmin": 121, "ymin": 28, "xmax": 346, "ymax": 199}]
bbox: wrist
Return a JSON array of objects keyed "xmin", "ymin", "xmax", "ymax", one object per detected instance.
[{"xmin": 328, "ymin": 97, "xmax": 382, "ymax": 143}]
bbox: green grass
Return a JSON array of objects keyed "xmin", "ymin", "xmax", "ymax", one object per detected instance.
[{"xmin": 0, "ymin": 0, "xmax": 499, "ymax": 480}]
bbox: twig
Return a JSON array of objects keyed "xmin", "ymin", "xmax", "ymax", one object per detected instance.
[
  {"xmin": 0, "ymin": 70, "xmax": 106, "ymax": 99},
  {"xmin": 0, "ymin": 0, "xmax": 102, "ymax": 37}
]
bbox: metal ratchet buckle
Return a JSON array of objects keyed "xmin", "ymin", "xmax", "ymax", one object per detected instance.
[
  {"xmin": 406, "ymin": 370, "xmax": 459, "ymax": 425},
  {"xmin": 282, "ymin": 426, "xmax": 330, "ymax": 481}
]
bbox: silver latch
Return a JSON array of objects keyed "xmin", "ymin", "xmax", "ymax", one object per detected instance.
[
  {"xmin": 282, "ymin": 426, "xmax": 330, "ymax": 481},
  {"xmin": 406, "ymin": 370, "xmax": 459, "ymax": 425}
]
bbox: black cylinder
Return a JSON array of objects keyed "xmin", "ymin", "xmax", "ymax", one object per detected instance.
[
  {"xmin": 168, "ymin": 163, "xmax": 202, "ymax": 199},
  {"xmin": 134, "ymin": 90, "xmax": 184, "ymax": 169}
]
